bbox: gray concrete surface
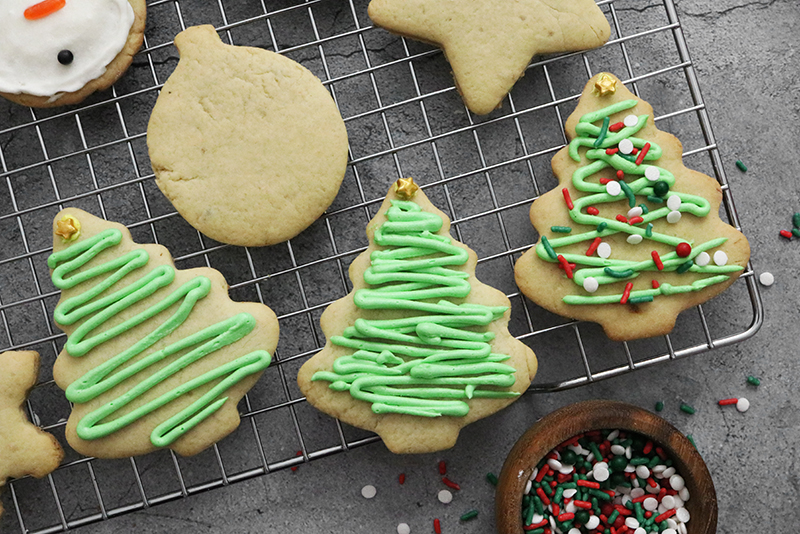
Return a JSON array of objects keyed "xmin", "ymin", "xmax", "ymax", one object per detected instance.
[{"xmin": 0, "ymin": 0, "xmax": 798, "ymax": 533}]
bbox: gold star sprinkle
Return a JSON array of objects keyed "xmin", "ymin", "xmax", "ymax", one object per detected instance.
[
  {"xmin": 54, "ymin": 215, "xmax": 81, "ymax": 242},
  {"xmin": 594, "ymin": 74, "xmax": 617, "ymax": 97},
  {"xmin": 394, "ymin": 177, "xmax": 419, "ymax": 200}
]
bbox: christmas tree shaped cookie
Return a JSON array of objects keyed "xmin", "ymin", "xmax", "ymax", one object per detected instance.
[
  {"xmin": 515, "ymin": 73, "xmax": 750, "ymax": 341},
  {"xmin": 48, "ymin": 208, "xmax": 279, "ymax": 458},
  {"xmin": 298, "ymin": 179, "xmax": 538, "ymax": 453},
  {"xmin": 368, "ymin": 0, "xmax": 610, "ymax": 115}
]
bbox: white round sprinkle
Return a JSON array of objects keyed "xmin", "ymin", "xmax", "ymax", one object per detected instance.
[
  {"xmin": 737, "ymin": 397, "xmax": 751, "ymax": 412},
  {"xmin": 646, "ymin": 482, "xmax": 661, "ymax": 494},
  {"xmin": 624, "ymin": 114, "xmax": 638, "ymax": 127},
  {"xmin": 652, "ymin": 464, "xmax": 667, "ymax": 475},
  {"xmin": 635, "ymin": 465, "xmax": 651, "ymax": 479},
  {"xmin": 606, "ymin": 180, "xmax": 622, "ymax": 196},
  {"xmin": 559, "ymin": 465, "xmax": 575, "ymax": 475},
  {"xmin": 672, "ymin": 496, "xmax": 684, "ymax": 509},
  {"xmin": 619, "ymin": 139, "xmax": 634, "ymax": 155},
  {"xmin": 627, "ymin": 207, "xmax": 643, "ymax": 219},
  {"xmin": 634, "ymin": 528, "xmax": 646, "ymax": 534},
  {"xmin": 361, "ymin": 485, "xmax": 377, "ymax": 499},
  {"xmin": 643, "ymin": 497, "xmax": 659, "ymax": 511},
  {"xmin": 524, "ymin": 480, "xmax": 532, "ymax": 495},
  {"xmin": 611, "ymin": 444, "xmax": 626, "ymax": 455},
  {"xmin": 675, "ymin": 507, "xmax": 691, "ymax": 523},
  {"xmin": 632, "ymin": 478, "xmax": 640, "ymax": 488},
  {"xmin": 593, "ymin": 467, "xmax": 610, "ymax": 482},
  {"xmin": 563, "ymin": 488, "xmax": 578, "ymax": 499},
  {"xmin": 661, "ymin": 495, "xmax": 676, "ymax": 509},
  {"xmin": 666, "ymin": 518, "xmax": 679, "ymax": 529},
  {"xmin": 678, "ymin": 521, "xmax": 688, "ymax": 534},
  {"xmin": 625, "ymin": 517, "xmax": 640, "ymax": 529},
  {"xmin": 667, "ymin": 195, "xmax": 682, "ymax": 211},
  {"xmin": 695, "ymin": 251, "xmax": 710, "ymax": 267},
  {"xmin": 662, "ymin": 467, "xmax": 676, "ymax": 478},
  {"xmin": 625, "ymin": 446, "xmax": 632, "ymax": 459},
  {"xmin": 624, "ymin": 464, "xmax": 636, "ymax": 473},
  {"xmin": 397, "ymin": 523, "xmax": 411, "ymax": 534},
  {"xmin": 621, "ymin": 494, "xmax": 632, "ymax": 506},
  {"xmin": 568, "ymin": 529, "xmax": 582, "ymax": 534},
  {"xmin": 627, "ymin": 234, "xmax": 643, "ymax": 245},
  {"xmin": 565, "ymin": 500, "xmax": 577, "ymax": 514},
  {"xmin": 663, "ymin": 529, "xmax": 678, "ymax": 534},
  {"xmin": 667, "ymin": 210, "xmax": 682, "ymax": 224},
  {"xmin": 594, "ymin": 461, "xmax": 608, "ymax": 471},
  {"xmin": 669, "ymin": 474, "xmax": 685, "ymax": 491},
  {"xmin": 607, "ymin": 430, "xmax": 620, "ymax": 440},
  {"xmin": 598, "ymin": 242, "xmax": 612, "ymax": 259},
  {"xmin": 759, "ymin": 272, "xmax": 775, "ymax": 286},
  {"xmin": 586, "ymin": 515, "xmax": 601, "ymax": 530},
  {"xmin": 548, "ymin": 458, "xmax": 563, "ymax": 471},
  {"xmin": 583, "ymin": 276, "xmax": 599, "ymax": 293},
  {"xmin": 529, "ymin": 467, "xmax": 538, "ymax": 481},
  {"xmin": 679, "ymin": 487, "xmax": 690, "ymax": 501},
  {"xmin": 713, "ymin": 250, "xmax": 729, "ymax": 266},
  {"xmin": 437, "ymin": 489, "xmax": 453, "ymax": 504},
  {"xmin": 645, "ymin": 166, "xmax": 660, "ymax": 181},
  {"xmin": 630, "ymin": 488, "xmax": 645, "ymax": 499},
  {"xmin": 532, "ymin": 514, "xmax": 544, "ymax": 524}
]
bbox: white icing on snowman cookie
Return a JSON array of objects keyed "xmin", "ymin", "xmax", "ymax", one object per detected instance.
[{"xmin": 0, "ymin": 0, "xmax": 135, "ymax": 97}]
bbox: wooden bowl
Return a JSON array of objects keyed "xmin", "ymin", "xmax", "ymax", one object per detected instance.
[{"xmin": 496, "ymin": 400, "xmax": 717, "ymax": 534}]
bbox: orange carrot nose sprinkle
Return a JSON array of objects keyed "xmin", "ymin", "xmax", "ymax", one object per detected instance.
[{"xmin": 24, "ymin": 0, "xmax": 66, "ymax": 20}]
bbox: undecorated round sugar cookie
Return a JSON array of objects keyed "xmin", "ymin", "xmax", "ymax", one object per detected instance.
[
  {"xmin": 147, "ymin": 25, "xmax": 349, "ymax": 248},
  {"xmin": 0, "ymin": 0, "xmax": 147, "ymax": 108}
]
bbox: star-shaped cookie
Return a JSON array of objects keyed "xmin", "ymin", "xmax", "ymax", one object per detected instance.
[
  {"xmin": 0, "ymin": 351, "xmax": 64, "ymax": 519},
  {"xmin": 368, "ymin": 0, "xmax": 611, "ymax": 114}
]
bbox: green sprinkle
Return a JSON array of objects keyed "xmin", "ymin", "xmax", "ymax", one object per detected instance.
[
  {"xmin": 680, "ymin": 402, "xmax": 696, "ymax": 414},
  {"xmin": 735, "ymin": 159, "xmax": 747, "ymax": 172},
  {"xmin": 554, "ymin": 486, "xmax": 564, "ymax": 503},
  {"xmin": 647, "ymin": 195, "xmax": 664, "ymax": 204},
  {"xmin": 608, "ymin": 510, "xmax": 620, "ymax": 524},
  {"xmin": 629, "ymin": 457, "xmax": 649, "ymax": 466},
  {"xmin": 560, "ymin": 482, "xmax": 577, "ymax": 490},
  {"xmin": 597, "ymin": 222, "xmax": 608, "ymax": 233},
  {"xmin": 524, "ymin": 500, "xmax": 535, "ymax": 525},
  {"xmin": 590, "ymin": 488, "xmax": 611, "ymax": 501},
  {"xmin": 687, "ymin": 434, "xmax": 697, "ymax": 449},
  {"xmin": 527, "ymin": 529, "xmax": 545, "ymax": 534},
  {"xmin": 486, "ymin": 472, "xmax": 498, "ymax": 486},
  {"xmin": 639, "ymin": 204, "xmax": 649, "ymax": 215},
  {"xmin": 594, "ymin": 116, "xmax": 610, "ymax": 148},
  {"xmin": 647, "ymin": 455, "xmax": 661, "ymax": 468},
  {"xmin": 793, "ymin": 213, "xmax": 800, "ymax": 228},
  {"xmin": 635, "ymin": 502, "xmax": 645, "ymax": 523},
  {"xmin": 628, "ymin": 295, "xmax": 654, "ymax": 304},
  {"xmin": 604, "ymin": 267, "xmax": 635, "ymax": 279},
  {"xmin": 620, "ymin": 154, "xmax": 637, "ymax": 162},
  {"xmin": 653, "ymin": 180, "xmax": 670, "ymax": 197},
  {"xmin": 460, "ymin": 509, "xmax": 479, "ymax": 521},
  {"xmin": 589, "ymin": 442, "xmax": 603, "ymax": 461},
  {"xmin": 655, "ymin": 401, "xmax": 664, "ymax": 412},
  {"xmin": 541, "ymin": 236, "xmax": 558, "ymax": 260},
  {"xmin": 533, "ymin": 496, "xmax": 544, "ymax": 514},
  {"xmin": 677, "ymin": 260, "xmax": 694, "ymax": 274},
  {"xmin": 619, "ymin": 180, "xmax": 636, "ymax": 207},
  {"xmin": 746, "ymin": 375, "xmax": 761, "ymax": 386},
  {"xmin": 792, "ymin": 228, "xmax": 800, "ymax": 238},
  {"xmin": 551, "ymin": 226, "xmax": 572, "ymax": 233},
  {"xmin": 645, "ymin": 223, "xmax": 653, "ymax": 237}
]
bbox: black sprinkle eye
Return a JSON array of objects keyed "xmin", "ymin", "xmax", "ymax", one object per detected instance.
[{"xmin": 58, "ymin": 50, "xmax": 74, "ymax": 65}]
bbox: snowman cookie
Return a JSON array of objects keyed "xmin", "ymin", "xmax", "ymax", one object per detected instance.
[{"xmin": 0, "ymin": 0, "xmax": 147, "ymax": 108}]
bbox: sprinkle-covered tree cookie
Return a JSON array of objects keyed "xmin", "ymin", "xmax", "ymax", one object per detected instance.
[
  {"xmin": 49, "ymin": 209, "xmax": 279, "ymax": 458},
  {"xmin": 298, "ymin": 178, "xmax": 538, "ymax": 453},
  {"xmin": 515, "ymin": 73, "xmax": 750, "ymax": 341}
]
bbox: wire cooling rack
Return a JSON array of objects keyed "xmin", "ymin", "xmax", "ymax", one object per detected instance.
[{"xmin": 0, "ymin": 0, "xmax": 762, "ymax": 531}]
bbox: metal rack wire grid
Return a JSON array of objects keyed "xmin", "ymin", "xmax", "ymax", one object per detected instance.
[{"xmin": 0, "ymin": 0, "xmax": 762, "ymax": 531}]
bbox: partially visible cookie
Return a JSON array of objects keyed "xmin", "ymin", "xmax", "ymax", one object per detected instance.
[
  {"xmin": 49, "ymin": 208, "xmax": 280, "ymax": 458},
  {"xmin": 298, "ymin": 178, "xmax": 538, "ymax": 454},
  {"xmin": 147, "ymin": 25, "xmax": 349, "ymax": 248},
  {"xmin": 514, "ymin": 73, "xmax": 750, "ymax": 341},
  {"xmin": 0, "ymin": 0, "xmax": 146, "ymax": 108},
  {"xmin": 368, "ymin": 0, "xmax": 610, "ymax": 115},
  {"xmin": 0, "ymin": 351, "xmax": 64, "ymax": 520}
]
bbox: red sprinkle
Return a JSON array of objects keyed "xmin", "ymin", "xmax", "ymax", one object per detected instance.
[
  {"xmin": 656, "ymin": 447, "xmax": 667, "ymax": 460},
  {"xmin": 609, "ymin": 122, "xmax": 625, "ymax": 132},
  {"xmin": 635, "ymin": 142, "xmax": 651, "ymax": 165},
  {"xmin": 434, "ymin": 518, "xmax": 442, "ymax": 534},
  {"xmin": 535, "ymin": 466, "xmax": 548, "ymax": 482},
  {"xmin": 606, "ymin": 148, "xmax": 619, "ymax": 155},
  {"xmin": 587, "ymin": 206, "xmax": 600, "ymax": 216},
  {"xmin": 616, "ymin": 214, "xmax": 628, "ymax": 223},
  {"xmin": 536, "ymin": 487, "xmax": 551, "ymax": 506},
  {"xmin": 618, "ymin": 526, "xmax": 630, "ymax": 534},
  {"xmin": 563, "ymin": 188, "xmax": 574, "ymax": 210},
  {"xmin": 718, "ymin": 398, "xmax": 739, "ymax": 406},
  {"xmin": 577, "ymin": 480, "xmax": 600, "ymax": 489},
  {"xmin": 399, "ymin": 473, "xmax": 406, "ymax": 485},
  {"xmin": 552, "ymin": 503, "xmax": 560, "ymax": 516},
  {"xmin": 439, "ymin": 460, "xmax": 447, "ymax": 475},
  {"xmin": 630, "ymin": 148, "xmax": 639, "ymax": 155},
  {"xmin": 558, "ymin": 255, "xmax": 574, "ymax": 279},
  {"xmin": 616, "ymin": 170, "xmax": 625, "ymax": 180},
  {"xmin": 442, "ymin": 477, "xmax": 460, "ymax": 491},
  {"xmin": 780, "ymin": 229, "xmax": 793, "ymax": 239},
  {"xmin": 647, "ymin": 477, "xmax": 658, "ymax": 488},
  {"xmin": 643, "ymin": 440, "xmax": 653, "ymax": 455},
  {"xmin": 24, "ymin": 0, "xmax": 66, "ymax": 20},
  {"xmin": 629, "ymin": 216, "xmax": 644, "ymax": 225},
  {"xmin": 654, "ymin": 509, "xmax": 676, "ymax": 523},
  {"xmin": 573, "ymin": 500, "xmax": 593, "ymax": 509},
  {"xmin": 527, "ymin": 519, "xmax": 548, "ymax": 530},
  {"xmin": 651, "ymin": 250, "xmax": 664, "ymax": 270},
  {"xmin": 600, "ymin": 178, "xmax": 612, "ymax": 185},
  {"xmin": 586, "ymin": 237, "xmax": 602, "ymax": 257},
  {"xmin": 614, "ymin": 505, "xmax": 633, "ymax": 516},
  {"xmin": 558, "ymin": 513, "xmax": 575, "ymax": 522},
  {"xmin": 676, "ymin": 242, "xmax": 692, "ymax": 258},
  {"xmin": 620, "ymin": 282, "xmax": 633, "ymax": 304},
  {"xmin": 632, "ymin": 495, "xmax": 649, "ymax": 503},
  {"xmin": 652, "ymin": 279, "xmax": 660, "ymax": 289}
]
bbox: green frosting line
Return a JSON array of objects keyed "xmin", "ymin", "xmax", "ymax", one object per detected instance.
[
  {"xmin": 539, "ymin": 100, "xmax": 744, "ymax": 305},
  {"xmin": 312, "ymin": 200, "xmax": 518, "ymax": 417},
  {"xmin": 48, "ymin": 228, "xmax": 271, "ymax": 447}
]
